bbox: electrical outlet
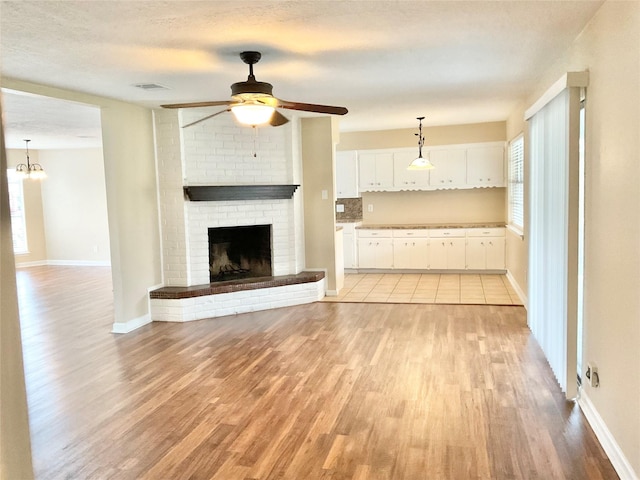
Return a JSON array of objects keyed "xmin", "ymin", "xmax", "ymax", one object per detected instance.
[
  {"xmin": 367, "ymin": 204, "xmax": 374, "ymax": 212},
  {"xmin": 586, "ymin": 363, "xmax": 599, "ymax": 388},
  {"xmin": 336, "ymin": 204, "xmax": 345, "ymax": 213}
]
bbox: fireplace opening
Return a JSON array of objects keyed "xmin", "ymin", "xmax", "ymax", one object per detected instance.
[{"xmin": 208, "ymin": 225, "xmax": 272, "ymax": 282}]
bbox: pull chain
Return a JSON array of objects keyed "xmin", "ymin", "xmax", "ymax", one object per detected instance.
[{"xmin": 253, "ymin": 126, "xmax": 258, "ymax": 158}]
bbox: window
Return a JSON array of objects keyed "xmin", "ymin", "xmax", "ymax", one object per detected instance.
[
  {"xmin": 7, "ymin": 170, "xmax": 28, "ymax": 254},
  {"xmin": 508, "ymin": 134, "xmax": 524, "ymax": 232}
]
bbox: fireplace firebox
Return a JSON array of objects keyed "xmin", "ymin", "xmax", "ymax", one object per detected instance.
[{"xmin": 208, "ymin": 225, "xmax": 272, "ymax": 282}]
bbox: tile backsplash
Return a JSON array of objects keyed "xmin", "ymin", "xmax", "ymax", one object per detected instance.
[{"xmin": 336, "ymin": 197, "xmax": 363, "ymax": 221}]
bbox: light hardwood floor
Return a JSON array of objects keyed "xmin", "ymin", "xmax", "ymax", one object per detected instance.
[
  {"xmin": 323, "ymin": 273, "xmax": 523, "ymax": 305},
  {"xmin": 17, "ymin": 266, "xmax": 616, "ymax": 479}
]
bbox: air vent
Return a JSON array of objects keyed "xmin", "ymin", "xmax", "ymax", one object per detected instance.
[{"xmin": 133, "ymin": 83, "xmax": 168, "ymax": 90}]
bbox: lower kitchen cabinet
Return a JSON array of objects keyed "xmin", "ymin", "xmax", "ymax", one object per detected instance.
[
  {"xmin": 355, "ymin": 227, "xmax": 505, "ymax": 271},
  {"xmin": 466, "ymin": 238, "xmax": 505, "ymax": 269},
  {"xmin": 428, "ymin": 237, "xmax": 466, "ymax": 270},
  {"xmin": 338, "ymin": 223, "xmax": 358, "ymax": 269},
  {"xmin": 393, "ymin": 238, "xmax": 429, "ymax": 269},
  {"xmin": 358, "ymin": 230, "xmax": 394, "ymax": 268}
]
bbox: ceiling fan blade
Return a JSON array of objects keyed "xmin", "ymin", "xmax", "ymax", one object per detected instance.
[
  {"xmin": 270, "ymin": 110, "xmax": 289, "ymax": 127},
  {"xmin": 182, "ymin": 109, "xmax": 229, "ymax": 128},
  {"xmin": 161, "ymin": 100, "xmax": 232, "ymax": 109},
  {"xmin": 277, "ymin": 99, "xmax": 348, "ymax": 116}
]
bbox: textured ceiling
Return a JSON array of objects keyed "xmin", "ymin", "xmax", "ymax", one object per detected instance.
[{"xmin": 0, "ymin": 0, "xmax": 604, "ymax": 148}]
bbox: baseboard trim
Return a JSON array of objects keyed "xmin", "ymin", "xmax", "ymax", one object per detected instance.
[
  {"xmin": 506, "ymin": 270, "xmax": 527, "ymax": 309},
  {"xmin": 15, "ymin": 260, "xmax": 48, "ymax": 268},
  {"xmin": 47, "ymin": 260, "xmax": 111, "ymax": 267},
  {"xmin": 578, "ymin": 389, "xmax": 639, "ymax": 480},
  {"xmin": 112, "ymin": 314, "xmax": 152, "ymax": 334}
]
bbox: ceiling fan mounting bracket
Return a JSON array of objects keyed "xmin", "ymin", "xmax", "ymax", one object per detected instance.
[{"xmin": 239, "ymin": 51, "xmax": 261, "ymax": 66}]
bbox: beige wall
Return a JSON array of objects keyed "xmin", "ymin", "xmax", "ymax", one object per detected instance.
[
  {"xmin": 338, "ymin": 121, "xmax": 506, "ymax": 150},
  {"xmin": 361, "ymin": 188, "xmax": 505, "ymax": 225},
  {"xmin": 0, "ymin": 103, "xmax": 34, "ymax": 479},
  {"xmin": 6, "ymin": 149, "xmax": 47, "ymax": 264},
  {"xmin": 504, "ymin": 105, "xmax": 528, "ymax": 297},
  {"xmin": 1, "ymin": 78, "xmax": 162, "ymax": 328},
  {"xmin": 39, "ymin": 148, "xmax": 110, "ymax": 264},
  {"xmin": 508, "ymin": 1, "xmax": 640, "ymax": 474},
  {"xmin": 302, "ymin": 117, "xmax": 340, "ymax": 292}
]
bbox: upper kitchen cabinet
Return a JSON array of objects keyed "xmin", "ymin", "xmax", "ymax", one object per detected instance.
[
  {"xmin": 358, "ymin": 152, "xmax": 394, "ymax": 191},
  {"xmin": 393, "ymin": 150, "xmax": 430, "ymax": 189},
  {"xmin": 466, "ymin": 145, "xmax": 505, "ymax": 187},
  {"xmin": 428, "ymin": 148, "xmax": 467, "ymax": 189},
  {"xmin": 336, "ymin": 150, "xmax": 359, "ymax": 198}
]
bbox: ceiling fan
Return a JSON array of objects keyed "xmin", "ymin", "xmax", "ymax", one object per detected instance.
[{"xmin": 161, "ymin": 51, "xmax": 348, "ymax": 128}]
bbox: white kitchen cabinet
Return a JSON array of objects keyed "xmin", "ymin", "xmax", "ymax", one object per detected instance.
[
  {"xmin": 358, "ymin": 152, "xmax": 394, "ymax": 191},
  {"xmin": 338, "ymin": 223, "xmax": 359, "ymax": 269},
  {"xmin": 466, "ymin": 228, "xmax": 506, "ymax": 270},
  {"xmin": 429, "ymin": 229, "xmax": 466, "ymax": 269},
  {"xmin": 392, "ymin": 230, "xmax": 429, "ymax": 268},
  {"xmin": 336, "ymin": 150, "xmax": 359, "ymax": 198},
  {"xmin": 357, "ymin": 230, "xmax": 393, "ymax": 268},
  {"xmin": 393, "ymin": 151, "xmax": 430, "ymax": 189},
  {"xmin": 466, "ymin": 145, "xmax": 505, "ymax": 187},
  {"xmin": 428, "ymin": 149, "xmax": 467, "ymax": 188}
]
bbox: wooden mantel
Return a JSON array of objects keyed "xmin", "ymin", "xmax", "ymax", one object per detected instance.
[{"xmin": 184, "ymin": 185, "xmax": 300, "ymax": 201}]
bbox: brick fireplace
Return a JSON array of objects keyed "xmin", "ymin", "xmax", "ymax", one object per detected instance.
[{"xmin": 149, "ymin": 109, "xmax": 324, "ymax": 322}]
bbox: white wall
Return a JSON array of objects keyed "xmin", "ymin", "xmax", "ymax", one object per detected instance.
[
  {"xmin": 39, "ymin": 148, "xmax": 110, "ymax": 265},
  {"xmin": 507, "ymin": 1, "xmax": 640, "ymax": 476}
]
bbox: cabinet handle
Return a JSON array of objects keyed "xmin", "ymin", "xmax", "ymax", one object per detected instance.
[
  {"xmin": 488, "ymin": 178, "xmax": 491, "ymax": 181},
  {"xmin": 442, "ymin": 242, "xmax": 445, "ymax": 246},
  {"xmin": 489, "ymin": 241, "xmax": 493, "ymax": 246},
  {"xmin": 450, "ymin": 242, "xmax": 453, "ymax": 246},
  {"xmin": 412, "ymin": 242, "xmax": 415, "ymax": 246},
  {"xmin": 481, "ymin": 242, "xmax": 485, "ymax": 246},
  {"xmin": 440, "ymin": 180, "xmax": 445, "ymax": 183},
  {"xmin": 376, "ymin": 242, "xmax": 379, "ymax": 246}
]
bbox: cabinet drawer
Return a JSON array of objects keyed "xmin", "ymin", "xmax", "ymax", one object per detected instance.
[
  {"xmin": 466, "ymin": 228, "xmax": 505, "ymax": 237},
  {"xmin": 357, "ymin": 229, "xmax": 392, "ymax": 238},
  {"xmin": 392, "ymin": 229, "xmax": 429, "ymax": 238},
  {"xmin": 429, "ymin": 228, "xmax": 466, "ymax": 238}
]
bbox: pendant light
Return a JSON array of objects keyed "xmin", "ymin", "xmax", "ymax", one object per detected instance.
[
  {"xmin": 15, "ymin": 139, "xmax": 46, "ymax": 180},
  {"xmin": 407, "ymin": 116, "xmax": 434, "ymax": 170}
]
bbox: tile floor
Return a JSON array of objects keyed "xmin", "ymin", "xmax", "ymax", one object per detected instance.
[{"xmin": 323, "ymin": 273, "xmax": 523, "ymax": 305}]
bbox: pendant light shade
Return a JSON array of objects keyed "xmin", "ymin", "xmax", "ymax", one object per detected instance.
[
  {"xmin": 407, "ymin": 116, "xmax": 434, "ymax": 170},
  {"xmin": 15, "ymin": 139, "xmax": 46, "ymax": 180}
]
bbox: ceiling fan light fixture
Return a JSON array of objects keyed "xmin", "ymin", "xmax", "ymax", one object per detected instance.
[
  {"xmin": 231, "ymin": 104, "xmax": 275, "ymax": 126},
  {"xmin": 407, "ymin": 116, "xmax": 434, "ymax": 171}
]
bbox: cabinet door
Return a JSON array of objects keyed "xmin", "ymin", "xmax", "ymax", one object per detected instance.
[
  {"xmin": 393, "ymin": 151, "xmax": 429, "ymax": 189},
  {"xmin": 336, "ymin": 151, "xmax": 359, "ymax": 198},
  {"xmin": 429, "ymin": 149, "xmax": 466, "ymax": 188},
  {"xmin": 343, "ymin": 232, "xmax": 355, "ymax": 268},
  {"xmin": 466, "ymin": 238, "xmax": 487, "ymax": 270},
  {"xmin": 375, "ymin": 153, "xmax": 394, "ymax": 189},
  {"xmin": 374, "ymin": 238, "xmax": 394, "ymax": 268},
  {"xmin": 358, "ymin": 238, "xmax": 376, "ymax": 268},
  {"xmin": 358, "ymin": 153, "xmax": 377, "ymax": 191},
  {"xmin": 393, "ymin": 238, "xmax": 428, "ymax": 269},
  {"xmin": 447, "ymin": 238, "xmax": 467, "ymax": 269},
  {"xmin": 466, "ymin": 146, "xmax": 504, "ymax": 187},
  {"xmin": 485, "ymin": 238, "xmax": 505, "ymax": 269},
  {"xmin": 429, "ymin": 239, "xmax": 448, "ymax": 269}
]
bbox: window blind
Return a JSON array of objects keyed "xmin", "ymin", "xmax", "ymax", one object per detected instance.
[{"xmin": 508, "ymin": 135, "xmax": 524, "ymax": 230}]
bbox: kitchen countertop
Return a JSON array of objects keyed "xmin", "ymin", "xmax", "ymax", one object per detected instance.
[
  {"xmin": 336, "ymin": 218, "xmax": 363, "ymax": 224},
  {"xmin": 356, "ymin": 222, "xmax": 505, "ymax": 229}
]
